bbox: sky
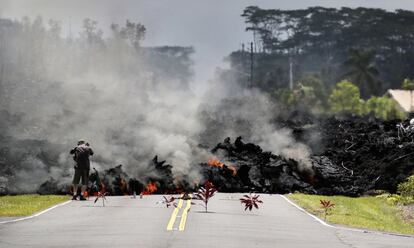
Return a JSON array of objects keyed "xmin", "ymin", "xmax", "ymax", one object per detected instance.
[{"xmin": 2, "ymin": 0, "xmax": 414, "ymax": 93}]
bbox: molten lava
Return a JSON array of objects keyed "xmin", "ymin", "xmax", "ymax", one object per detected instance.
[
  {"xmin": 142, "ymin": 182, "xmax": 158, "ymax": 195},
  {"xmin": 228, "ymin": 165, "xmax": 237, "ymax": 176},
  {"xmin": 120, "ymin": 178, "xmax": 128, "ymax": 195},
  {"xmin": 93, "ymin": 183, "xmax": 107, "ymax": 196},
  {"xmin": 208, "ymin": 158, "xmax": 237, "ymax": 176},
  {"xmin": 208, "ymin": 158, "xmax": 224, "ymax": 168}
]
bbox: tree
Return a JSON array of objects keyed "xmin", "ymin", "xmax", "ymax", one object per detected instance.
[
  {"xmin": 272, "ymin": 88, "xmax": 296, "ymax": 107},
  {"xmin": 401, "ymin": 78, "xmax": 414, "ymax": 115},
  {"xmin": 120, "ymin": 20, "xmax": 146, "ymax": 49},
  {"xmin": 364, "ymin": 96, "xmax": 406, "ymax": 120},
  {"xmin": 79, "ymin": 18, "xmax": 103, "ymax": 45},
  {"xmin": 343, "ymin": 48, "xmax": 380, "ymax": 98},
  {"xmin": 271, "ymin": 75, "xmax": 328, "ymax": 114},
  {"xmin": 397, "ymin": 175, "xmax": 414, "ymax": 199},
  {"xmin": 402, "ymin": 78, "xmax": 414, "ymax": 91},
  {"xmin": 329, "ymin": 80, "xmax": 364, "ymax": 115},
  {"xmin": 297, "ymin": 75, "xmax": 328, "ymax": 110},
  {"xmin": 143, "ymin": 46, "xmax": 194, "ymax": 86},
  {"xmin": 238, "ymin": 7, "xmax": 414, "ymax": 93}
]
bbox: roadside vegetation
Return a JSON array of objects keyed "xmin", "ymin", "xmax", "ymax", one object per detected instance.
[
  {"xmin": 0, "ymin": 195, "xmax": 70, "ymax": 217},
  {"xmin": 287, "ymin": 193, "xmax": 414, "ymax": 235}
]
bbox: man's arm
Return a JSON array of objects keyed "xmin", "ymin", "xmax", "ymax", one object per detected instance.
[
  {"xmin": 70, "ymin": 147, "xmax": 76, "ymax": 154},
  {"xmin": 89, "ymin": 148, "xmax": 94, "ymax": 156}
]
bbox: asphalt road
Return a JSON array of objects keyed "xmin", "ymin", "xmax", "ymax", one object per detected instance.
[{"xmin": 0, "ymin": 193, "xmax": 412, "ymax": 248}]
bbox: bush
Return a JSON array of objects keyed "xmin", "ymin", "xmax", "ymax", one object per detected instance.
[
  {"xmin": 402, "ymin": 78, "xmax": 414, "ymax": 91},
  {"xmin": 376, "ymin": 193, "xmax": 413, "ymax": 205},
  {"xmin": 397, "ymin": 175, "xmax": 414, "ymax": 199},
  {"xmin": 329, "ymin": 80, "xmax": 364, "ymax": 115},
  {"xmin": 382, "ymin": 175, "xmax": 414, "ymax": 205},
  {"xmin": 272, "ymin": 88, "xmax": 297, "ymax": 106},
  {"xmin": 385, "ymin": 194, "xmax": 404, "ymax": 205},
  {"xmin": 364, "ymin": 96, "xmax": 406, "ymax": 120},
  {"xmin": 298, "ymin": 75, "xmax": 328, "ymax": 110},
  {"xmin": 328, "ymin": 80, "xmax": 406, "ymax": 120}
]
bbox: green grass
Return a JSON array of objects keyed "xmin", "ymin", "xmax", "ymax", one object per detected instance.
[
  {"xmin": 288, "ymin": 193, "xmax": 414, "ymax": 235},
  {"xmin": 0, "ymin": 194, "xmax": 70, "ymax": 217}
]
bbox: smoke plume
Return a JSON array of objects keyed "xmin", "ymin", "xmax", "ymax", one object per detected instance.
[{"xmin": 0, "ymin": 16, "xmax": 313, "ymax": 193}]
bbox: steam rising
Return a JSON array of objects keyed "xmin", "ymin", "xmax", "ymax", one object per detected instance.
[
  {"xmin": 199, "ymin": 79, "xmax": 313, "ymax": 173},
  {"xmin": 0, "ymin": 16, "xmax": 312, "ymax": 193}
]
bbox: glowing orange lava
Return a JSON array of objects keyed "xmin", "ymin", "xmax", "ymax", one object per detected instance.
[
  {"xmin": 208, "ymin": 158, "xmax": 237, "ymax": 176},
  {"xmin": 228, "ymin": 165, "xmax": 237, "ymax": 176},
  {"xmin": 207, "ymin": 158, "xmax": 224, "ymax": 168},
  {"xmin": 120, "ymin": 178, "xmax": 128, "ymax": 195},
  {"xmin": 142, "ymin": 182, "xmax": 158, "ymax": 195}
]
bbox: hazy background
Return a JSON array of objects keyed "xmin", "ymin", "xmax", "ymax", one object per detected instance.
[{"xmin": 2, "ymin": 0, "xmax": 414, "ymax": 93}]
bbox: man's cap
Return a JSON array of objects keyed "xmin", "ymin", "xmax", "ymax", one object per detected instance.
[{"xmin": 77, "ymin": 140, "xmax": 86, "ymax": 145}]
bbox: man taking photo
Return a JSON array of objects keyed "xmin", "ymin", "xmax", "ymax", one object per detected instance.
[{"xmin": 70, "ymin": 140, "xmax": 94, "ymax": 200}]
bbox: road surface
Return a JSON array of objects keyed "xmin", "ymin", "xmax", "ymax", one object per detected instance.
[{"xmin": 0, "ymin": 193, "xmax": 412, "ymax": 248}]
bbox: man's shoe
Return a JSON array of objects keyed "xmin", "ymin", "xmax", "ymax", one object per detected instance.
[
  {"xmin": 71, "ymin": 195, "xmax": 78, "ymax": 200},
  {"xmin": 79, "ymin": 196, "xmax": 87, "ymax": 201}
]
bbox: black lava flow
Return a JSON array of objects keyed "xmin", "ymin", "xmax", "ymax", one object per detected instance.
[{"xmin": 1, "ymin": 116, "xmax": 414, "ymax": 196}]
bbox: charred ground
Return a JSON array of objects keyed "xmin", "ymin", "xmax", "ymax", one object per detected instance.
[{"xmin": 2, "ymin": 115, "xmax": 413, "ymax": 197}]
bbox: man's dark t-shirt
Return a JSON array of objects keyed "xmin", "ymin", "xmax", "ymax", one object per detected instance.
[{"xmin": 70, "ymin": 144, "xmax": 94, "ymax": 170}]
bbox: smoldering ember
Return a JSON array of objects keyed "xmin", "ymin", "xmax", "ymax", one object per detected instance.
[{"xmin": 1, "ymin": 114, "xmax": 413, "ymax": 197}]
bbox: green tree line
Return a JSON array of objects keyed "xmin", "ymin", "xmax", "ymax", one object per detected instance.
[
  {"xmin": 278, "ymin": 77, "xmax": 409, "ymax": 120},
  {"xmin": 228, "ymin": 6, "xmax": 414, "ymax": 99}
]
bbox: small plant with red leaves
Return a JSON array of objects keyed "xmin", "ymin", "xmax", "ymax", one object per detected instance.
[
  {"xmin": 94, "ymin": 191, "xmax": 109, "ymax": 207},
  {"xmin": 320, "ymin": 199, "xmax": 335, "ymax": 220},
  {"xmin": 195, "ymin": 181, "xmax": 217, "ymax": 212},
  {"xmin": 157, "ymin": 195, "xmax": 177, "ymax": 208},
  {"xmin": 240, "ymin": 193, "xmax": 263, "ymax": 211}
]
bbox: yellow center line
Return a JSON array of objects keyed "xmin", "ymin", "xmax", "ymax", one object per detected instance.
[
  {"xmin": 178, "ymin": 199, "xmax": 192, "ymax": 231},
  {"xmin": 166, "ymin": 198, "xmax": 183, "ymax": 231}
]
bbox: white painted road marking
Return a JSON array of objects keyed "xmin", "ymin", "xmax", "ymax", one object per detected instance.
[{"xmin": 0, "ymin": 200, "xmax": 71, "ymax": 224}]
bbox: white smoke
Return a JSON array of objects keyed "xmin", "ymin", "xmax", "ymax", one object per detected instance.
[
  {"xmin": 0, "ymin": 16, "xmax": 313, "ymax": 193},
  {"xmin": 0, "ymin": 17, "xmax": 206, "ymax": 191},
  {"xmin": 200, "ymin": 74, "xmax": 313, "ymax": 173}
]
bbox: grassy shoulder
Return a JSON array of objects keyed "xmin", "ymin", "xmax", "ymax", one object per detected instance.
[
  {"xmin": 0, "ymin": 194, "xmax": 70, "ymax": 217},
  {"xmin": 287, "ymin": 193, "xmax": 414, "ymax": 235}
]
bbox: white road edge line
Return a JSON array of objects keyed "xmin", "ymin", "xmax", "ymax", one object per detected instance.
[
  {"xmin": 279, "ymin": 194, "xmax": 414, "ymax": 238},
  {"xmin": 0, "ymin": 200, "xmax": 71, "ymax": 224},
  {"xmin": 279, "ymin": 195, "xmax": 336, "ymax": 228}
]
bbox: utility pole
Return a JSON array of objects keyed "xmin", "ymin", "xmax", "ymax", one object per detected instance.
[
  {"xmin": 67, "ymin": 16, "xmax": 73, "ymax": 41},
  {"xmin": 289, "ymin": 57, "xmax": 294, "ymax": 90},
  {"xmin": 250, "ymin": 42, "xmax": 254, "ymax": 88},
  {"xmin": 241, "ymin": 43, "xmax": 248, "ymax": 88}
]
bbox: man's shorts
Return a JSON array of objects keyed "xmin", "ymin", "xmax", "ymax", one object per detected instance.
[{"xmin": 72, "ymin": 168, "xmax": 89, "ymax": 185}]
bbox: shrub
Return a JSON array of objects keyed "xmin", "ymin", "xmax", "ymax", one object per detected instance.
[
  {"xmin": 329, "ymin": 80, "xmax": 364, "ymax": 115},
  {"xmin": 364, "ymin": 96, "xmax": 406, "ymax": 120},
  {"xmin": 320, "ymin": 199, "xmax": 335, "ymax": 220},
  {"xmin": 240, "ymin": 193, "xmax": 263, "ymax": 211},
  {"xmin": 402, "ymin": 78, "xmax": 414, "ymax": 91},
  {"xmin": 195, "ymin": 181, "xmax": 217, "ymax": 212},
  {"xmin": 383, "ymin": 175, "xmax": 414, "ymax": 205},
  {"xmin": 397, "ymin": 175, "xmax": 414, "ymax": 199}
]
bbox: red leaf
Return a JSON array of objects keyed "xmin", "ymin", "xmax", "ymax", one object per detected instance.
[
  {"xmin": 196, "ymin": 181, "xmax": 217, "ymax": 212},
  {"xmin": 240, "ymin": 193, "xmax": 263, "ymax": 212}
]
